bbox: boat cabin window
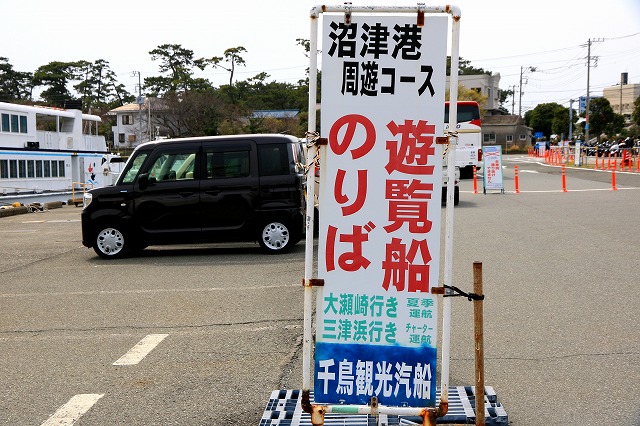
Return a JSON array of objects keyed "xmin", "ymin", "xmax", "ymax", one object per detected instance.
[
  {"xmin": 0, "ymin": 160, "xmax": 8, "ymax": 178},
  {"xmin": 1, "ymin": 113, "xmax": 27, "ymax": 133}
]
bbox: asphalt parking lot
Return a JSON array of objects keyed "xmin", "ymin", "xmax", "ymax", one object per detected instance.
[{"xmin": 1, "ymin": 154, "xmax": 639, "ymax": 425}]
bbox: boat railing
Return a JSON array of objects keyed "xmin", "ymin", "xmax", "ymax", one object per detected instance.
[
  {"xmin": 36, "ymin": 130, "xmax": 72, "ymax": 150},
  {"xmin": 83, "ymin": 134, "xmax": 107, "ymax": 151}
]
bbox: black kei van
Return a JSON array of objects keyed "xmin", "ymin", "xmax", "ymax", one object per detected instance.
[{"xmin": 81, "ymin": 134, "xmax": 306, "ymax": 259}]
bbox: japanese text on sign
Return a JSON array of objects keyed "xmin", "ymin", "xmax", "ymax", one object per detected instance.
[{"xmin": 327, "ymin": 20, "xmax": 435, "ymax": 97}]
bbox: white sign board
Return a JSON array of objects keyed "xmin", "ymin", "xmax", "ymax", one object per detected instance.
[
  {"xmin": 315, "ymin": 13, "xmax": 447, "ymax": 408},
  {"xmin": 482, "ymin": 145, "xmax": 504, "ymax": 191}
]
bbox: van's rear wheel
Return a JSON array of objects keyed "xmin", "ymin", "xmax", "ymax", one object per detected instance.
[
  {"xmin": 259, "ymin": 220, "xmax": 292, "ymax": 253},
  {"xmin": 94, "ymin": 225, "xmax": 130, "ymax": 259}
]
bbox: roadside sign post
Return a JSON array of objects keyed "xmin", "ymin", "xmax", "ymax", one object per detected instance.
[
  {"xmin": 481, "ymin": 145, "xmax": 504, "ymax": 194},
  {"xmin": 303, "ymin": 4, "xmax": 461, "ymax": 425}
]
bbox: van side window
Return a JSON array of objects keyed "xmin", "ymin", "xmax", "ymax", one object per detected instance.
[
  {"xmin": 258, "ymin": 144, "xmax": 289, "ymax": 176},
  {"xmin": 207, "ymin": 151, "xmax": 250, "ymax": 179},
  {"xmin": 148, "ymin": 151, "xmax": 197, "ymax": 182}
]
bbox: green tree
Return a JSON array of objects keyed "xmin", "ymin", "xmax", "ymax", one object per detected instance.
[
  {"xmin": 203, "ymin": 46, "xmax": 247, "ymax": 86},
  {"xmin": 500, "ymin": 87, "xmax": 514, "ymax": 108},
  {"xmin": 446, "ymin": 85, "xmax": 488, "ymax": 113},
  {"xmin": 550, "ymin": 105, "xmax": 575, "ymax": 139},
  {"xmin": 446, "ymin": 56, "xmax": 491, "ymax": 76},
  {"xmin": 0, "ymin": 57, "xmax": 33, "ymax": 101},
  {"xmin": 296, "ymin": 38, "xmax": 311, "ymax": 58},
  {"xmin": 604, "ymin": 113, "xmax": 625, "ymax": 137},
  {"xmin": 146, "ymin": 44, "xmax": 201, "ymax": 95},
  {"xmin": 73, "ymin": 59, "xmax": 132, "ymax": 109},
  {"xmin": 33, "ymin": 61, "xmax": 84, "ymax": 106},
  {"xmin": 525, "ymin": 102, "xmax": 565, "ymax": 139},
  {"xmin": 155, "ymin": 90, "xmax": 228, "ymax": 137},
  {"xmin": 587, "ymin": 97, "xmax": 621, "ymax": 137},
  {"xmin": 632, "ymin": 95, "xmax": 640, "ymax": 126}
]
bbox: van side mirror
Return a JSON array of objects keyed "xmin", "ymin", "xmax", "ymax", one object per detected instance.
[{"xmin": 138, "ymin": 173, "xmax": 149, "ymax": 190}]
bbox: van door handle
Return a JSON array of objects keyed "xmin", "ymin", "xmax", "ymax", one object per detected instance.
[
  {"xmin": 178, "ymin": 191, "xmax": 195, "ymax": 197},
  {"xmin": 204, "ymin": 189, "xmax": 221, "ymax": 196}
]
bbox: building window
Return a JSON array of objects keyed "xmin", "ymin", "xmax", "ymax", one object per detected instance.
[
  {"xmin": 506, "ymin": 135, "xmax": 514, "ymax": 142},
  {"xmin": 58, "ymin": 161, "xmax": 65, "ymax": 177},
  {"xmin": 51, "ymin": 161, "xmax": 58, "ymax": 178},
  {"xmin": 44, "ymin": 161, "xmax": 51, "ymax": 178},
  {"xmin": 36, "ymin": 160, "xmax": 43, "ymax": 177},
  {"xmin": 519, "ymin": 134, "xmax": 527, "ymax": 140},
  {"xmin": 119, "ymin": 133, "xmax": 125, "ymax": 143},
  {"xmin": 19, "ymin": 115, "xmax": 27, "ymax": 133},
  {"xmin": 483, "ymin": 133, "xmax": 496, "ymax": 143},
  {"xmin": 122, "ymin": 114, "xmax": 134, "ymax": 125},
  {"xmin": 0, "ymin": 160, "xmax": 7, "ymax": 178}
]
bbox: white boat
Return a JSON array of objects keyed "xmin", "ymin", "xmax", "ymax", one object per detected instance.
[{"xmin": 0, "ymin": 101, "xmax": 124, "ymax": 206}]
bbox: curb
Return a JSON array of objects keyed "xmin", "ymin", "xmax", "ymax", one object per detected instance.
[
  {"xmin": 0, "ymin": 205, "xmax": 29, "ymax": 217},
  {"xmin": 0, "ymin": 201, "xmax": 66, "ymax": 217}
]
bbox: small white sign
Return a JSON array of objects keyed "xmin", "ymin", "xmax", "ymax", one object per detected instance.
[{"xmin": 482, "ymin": 145, "xmax": 504, "ymax": 191}]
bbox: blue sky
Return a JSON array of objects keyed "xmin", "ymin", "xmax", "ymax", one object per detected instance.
[{"xmin": 2, "ymin": 0, "xmax": 639, "ymax": 113}]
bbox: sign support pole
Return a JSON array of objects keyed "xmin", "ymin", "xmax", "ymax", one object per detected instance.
[
  {"xmin": 473, "ymin": 261, "xmax": 485, "ymax": 426},
  {"xmin": 442, "ymin": 10, "xmax": 461, "ymax": 412},
  {"xmin": 301, "ymin": 9, "xmax": 320, "ymax": 410}
]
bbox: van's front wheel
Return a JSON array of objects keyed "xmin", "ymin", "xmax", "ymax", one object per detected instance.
[
  {"xmin": 93, "ymin": 225, "xmax": 130, "ymax": 259},
  {"xmin": 258, "ymin": 220, "xmax": 293, "ymax": 253}
]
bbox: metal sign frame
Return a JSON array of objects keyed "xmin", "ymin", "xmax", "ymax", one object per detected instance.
[{"xmin": 303, "ymin": 4, "xmax": 461, "ymax": 425}]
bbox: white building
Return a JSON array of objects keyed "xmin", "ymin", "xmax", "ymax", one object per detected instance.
[
  {"xmin": 446, "ymin": 73, "xmax": 502, "ymax": 112},
  {"xmin": 108, "ymin": 97, "xmax": 170, "ymax": 148}
]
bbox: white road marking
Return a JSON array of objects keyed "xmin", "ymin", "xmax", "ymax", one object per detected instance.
[
  {"xmin": 462, "ymin": 187, "xmax": 640, "ymax": 194},
  {"xmin": 1, "ymin": 283, "xmax": 297, "ymax": 299},
  {"xmin": 113, "ymin": 334, "xmax": 169, "ymax": 366},
  {"xmin": 40, "ymin": 393, "xmax": 103, "ymax": 426},
  {"xmin": 21, "ymin": 219, "xmax": 80, "ymax": 224}
]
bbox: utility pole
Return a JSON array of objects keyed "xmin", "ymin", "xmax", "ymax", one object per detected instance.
[
  {"xmin": 569, "ymin": 99, "xmax": 575, "ymax": 141},
  {"xmin": 585, "ymin": 40, "xmax": 591, "ymax": 144},
  {"xmin": 584, "ymin": 38, "xmax": 603, "ymax": 143},
  {"xmin": 132, "ymin": 71, "xmax": 143, "ymax": 144},
  {"xmin": 511, "ymin": 85, "xmax": 516, "ymax": 115},
  {"xmin": 519, "ymin": 66, "xmax": 536, "ymax": 117}
]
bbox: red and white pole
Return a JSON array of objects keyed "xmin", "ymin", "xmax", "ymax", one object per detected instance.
[{"xmin": 473, "ymin": 165, "xmax": 478, "ymax": 194}]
